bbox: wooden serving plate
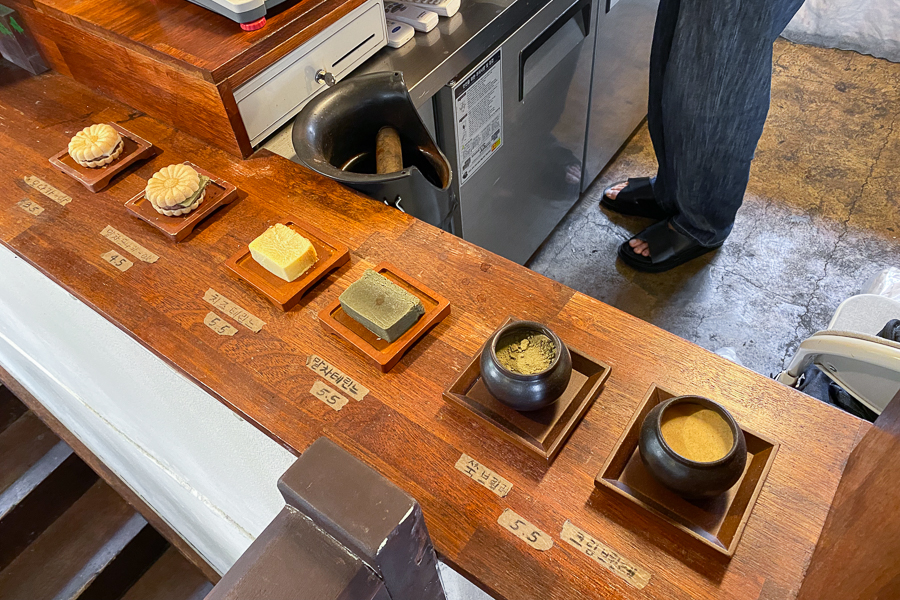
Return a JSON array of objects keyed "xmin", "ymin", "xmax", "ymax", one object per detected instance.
[
  {"xmin": 595, "ymin": 384, "xmax": 779, "ymax": 557},
  {"xmin": 224, "ymin": 219, "xmax": 350, "ymax": 311},
  {"xmin": 124, "ymin": 162, "xmax": 237, "ymax": 242},
  {"xmin": 443, "ymin": 316, "xmax": 611, "ymax": 463},
  {"xmin": 49, "ymin": 123, "xmax": 156, "ymax": 192},
  {"xmin": 318, "ymin": 262, "xmax": 450, "ymax": 373}
]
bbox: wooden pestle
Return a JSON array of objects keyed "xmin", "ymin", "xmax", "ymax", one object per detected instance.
[{"xmin": 375, "ymin": 126, "xmax": 403, "ymax": 174}]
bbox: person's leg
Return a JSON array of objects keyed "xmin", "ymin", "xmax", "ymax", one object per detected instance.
[
  {"xmin": 647, "ymin": 0, "xmax": 681, "ymax": 205},
  {"xmin": 647, "ymin": 0, "xmax": 805, "ymax": 248},
  {"xmin": 604, "ymin": 0, "xmax": 680, "ymax": 203}
]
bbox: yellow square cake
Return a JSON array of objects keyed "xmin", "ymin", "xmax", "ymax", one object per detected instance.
[{"xmin": 249, "ymin": 223, "xmax": 318, "ymax": 282}]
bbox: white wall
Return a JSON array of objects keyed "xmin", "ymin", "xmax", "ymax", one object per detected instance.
[
  {"xmin": 783, "ymin": 0, "xmax": 900, "ymax": 62},
  {"xmin": 0, "ymin": 245, "xmax": 296, "ymax": 574}
]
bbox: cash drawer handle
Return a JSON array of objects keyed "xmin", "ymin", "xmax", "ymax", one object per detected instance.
[{"xmin": 316, "ymin": 69, "xmax": 337, "ymax": 87}]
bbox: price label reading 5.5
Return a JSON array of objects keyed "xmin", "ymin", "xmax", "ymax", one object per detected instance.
[
  {"xmin": 203, "ymin": 312, "xmax": 238, "ymax": 337},
  {"xmin": 497, "ymin": 509, "xmax": 553, "ymax": 551},
  {"xmin": 101, "ymin": 250, "xmax": 133, "ymax": 272},
  {"xmin": 310, "ymin": 380, "xmax": 350, "ymax": 411}
]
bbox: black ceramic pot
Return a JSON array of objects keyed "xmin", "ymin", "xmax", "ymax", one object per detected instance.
[
  {"xmin": 638, "ymin": 396, "xmax": 747, "ymax": 499},
  {"xmin": 480, "ymin": 321, "xmax": 572, "ymax": 412}
]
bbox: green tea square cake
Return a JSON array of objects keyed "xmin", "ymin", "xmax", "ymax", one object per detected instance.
[{"xmin": 339, "ymin": 269, "xmax": 425, "ymax": 342}]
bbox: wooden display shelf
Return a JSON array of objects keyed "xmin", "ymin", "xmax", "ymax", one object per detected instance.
[
  {"xmin": 0, "ymin": 66, "xmax": 873, "ymax": 600},
  {"xmin": 49, "ymin": 123, "xmax": 156, "ymax": 192},
  {"xmin": 443, "ymin": 317, "xmax": 610, "ymax": 463},
  {"xmin": 17, "ymin": 0, "xmax": 369, "ymax": 156},
  {"xmin": 318, "ymin": 262, "xmax": 450, "ymax": 372},
  {"xmin": 224, "ymin": 219, "xmax": 350, "ymax": 311},
  {"xmin": 124, "ymin": 162, "xmax": 238, "ymax": 242},
  {"xmin": 595, "ymin": 384, "xmax": 779, "ymax": 557}
]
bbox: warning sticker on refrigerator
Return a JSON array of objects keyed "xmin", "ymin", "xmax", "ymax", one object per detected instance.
[{"xmin": 454, "ymin": 50, "xmax": 503, "ymax": 186}]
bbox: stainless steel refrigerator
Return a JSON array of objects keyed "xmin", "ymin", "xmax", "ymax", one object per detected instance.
[
  {"xmin": 435, "ymin": 0, "xmax": 598, "ymax": 264},
  {"xmin": 581, "ymin": 0, "xmax": 659, "ymax": 191}
]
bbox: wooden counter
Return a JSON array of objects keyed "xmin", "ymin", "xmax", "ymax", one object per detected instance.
[{"xmin": 0, "ymin": 64, "xmax": 868, "ymax": 600}]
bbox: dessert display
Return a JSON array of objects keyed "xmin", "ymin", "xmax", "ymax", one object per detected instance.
[
  {"xmin": 639, "ymin": 396, "xmax": 747, "ymax": 499},
  {"xmin": 480, "ymin": 321, "xmax": 572, "ymax": 412},
  {"xmin": 67, "ymin": 123, "xmax": 124, "ymax": 168},
  {"xmin": 144, "ymin": 164, "xmax": 210, "ymax": 216},
  {"xmin": 52, "ymin": 123, "xmax": 156, "ymax": 193},
  {"xmin": 318, "ymin": 262, "xmax": 450, "ymax": 372},
  {"xmin": 125, "ymin": 162, "xmax": 238, "ymax": 242},
  {"xmin": 339, "ymin": 269, "xmax": 425, "ymax": 342},
  {"xmin": 444, "ymin": 317, "xmax": 609, "ymax": 462},
  {"xmin": 249, "ymin": 223, "xmax": 318, "ymax": 282},
  {"xmin": 596, "ymin": 386, "xmax": 776, "ymax": 556},
  {"xmin": 224, "ymin": 220, "xmax": 349, "ymax": 311}
]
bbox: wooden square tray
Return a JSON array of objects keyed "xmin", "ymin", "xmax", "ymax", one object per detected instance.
[
  {"xmin": 443, "ymin": 317, "xmax": 611, "ymax": 463},
  {"xmin": 124, "ymin": 162, "xmax": 238, "ymax": 242},
  {"xmin": 224, "ymin": 219, "xmax": 350, "ymax": 311},
  {"xmin": 595, "ymin": 384, "xmax": 779, "ymax": 557},
  {"xmin": 49, "ymin": 123, "xmax": 156, "ymax": 192},
  {"xmin": 318, "ymin": 262, "xmax": 450, "ymax": 372}
]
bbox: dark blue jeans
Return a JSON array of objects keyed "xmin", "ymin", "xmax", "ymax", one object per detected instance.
[{"xmin": 649, "ymin": 0, "xmax": 805, "ymax": 246}]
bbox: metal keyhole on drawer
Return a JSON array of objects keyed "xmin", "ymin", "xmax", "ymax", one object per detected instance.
[{"xmin": 315, "ymin": 69, "xmax": 336, "ymax": 87}]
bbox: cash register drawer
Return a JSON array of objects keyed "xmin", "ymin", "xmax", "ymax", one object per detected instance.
[{"xmin": 235, "ymin": 0, "xmax": 387, "ymax": 146}]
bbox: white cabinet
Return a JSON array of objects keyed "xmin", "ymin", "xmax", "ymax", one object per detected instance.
[{"xmin": 235, "ymin": 0, "xmax": 387, "ymax": 146}]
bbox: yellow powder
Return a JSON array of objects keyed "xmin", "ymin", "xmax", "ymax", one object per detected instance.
[
  {"xmin": 495, "ymin": 333, "xmax": 556, "ymax": 375},
  {"xmin": 660, "ymin": 404, "xmax": 734, "ymax": 463}
]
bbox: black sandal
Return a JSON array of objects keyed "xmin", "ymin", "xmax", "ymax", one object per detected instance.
[
  {"xmin": 618, "ymin": 220, "xmax": 722, "ymax": 273},
  {"xmin": 601, "ymin": 177, "xmax": 669, "ymax": 220}
]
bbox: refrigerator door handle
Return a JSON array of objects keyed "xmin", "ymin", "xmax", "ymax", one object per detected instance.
[{"xmin": 518, "ymin": 0, "xmax": 592, "ymax": 101}]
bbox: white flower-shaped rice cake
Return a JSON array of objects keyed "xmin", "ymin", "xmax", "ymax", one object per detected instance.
[
  {"xmin": 145, "ymin": 164, "xmax": 201, "ymax": 208},
  {"xmin": 68, "ymin": 124, "xmax": 123, "ymax": 168}
]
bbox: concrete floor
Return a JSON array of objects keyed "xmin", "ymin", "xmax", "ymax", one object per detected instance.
[{"xmin": 528, "ymin": 40, "xmax": 900, "ymax": 377}]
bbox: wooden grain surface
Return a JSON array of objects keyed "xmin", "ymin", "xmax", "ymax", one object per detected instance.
[
  {"xmin": 33, "ymin": 0, "xmax": 366, "ymax": 84},
  {"xmin": 14, "ymin": 5, "xmax": 252, "ymax": 156},
  {"xmin": 9, "ymin": 0, "xmax": 367, "ymax": 157},
  {"xmin": 0, "ymin": 65, "xmax": 869, "ymax": 600}
]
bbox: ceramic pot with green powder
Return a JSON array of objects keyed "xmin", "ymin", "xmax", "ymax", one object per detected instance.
[{"xmin": 480, "ymin": 320, "xmax": 572, "ymax": 411}]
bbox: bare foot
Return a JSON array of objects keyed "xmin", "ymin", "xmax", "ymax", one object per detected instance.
[
  {"xmin": 628, "ymin": 222, "xmax": 677, "ymax": 258},
  {"xmin": 629, "ymin": 237, "xmax": 650, "ymax": 257},
  {"xmin": 605, "ymin": 182, "xmax": 628, "ymax": 200}
]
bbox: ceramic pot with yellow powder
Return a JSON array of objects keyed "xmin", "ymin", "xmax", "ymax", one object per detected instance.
[
  {"xmin": 639, "ymin": 396, "xmax": 747, "ymax": 499},
  {"xmin": 480, "ymin": 320, "xmax": 572, "ymax": 411}
]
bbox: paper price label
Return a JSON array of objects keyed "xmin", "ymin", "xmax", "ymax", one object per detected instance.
[
  {"xmin": 203, "ymin": 289, "xmax": 264, "ymax": 333},
  {"xmin": 498, "ymin": 509, "xmax": 553, "ymax": 551},
  {"xmin": 101, "ymin": 251, "xmax": 133, "ymax": 272},
  {"xmin": 24, "ymin": 175, "xmax": 71, "ymax": 206},
  {"xmin": 561, "ymin": 521, "xmax": 651, "ymax": 589},
  {"xmin": 305, "ymin": 355, "xmax": 368, "ymax": 401},
  {"xmin": 101, "ymin": 225, "xmax": 159, "ymax": 263},
  {"xmin": 310, "ymin": 380, "xmax": 349, "ymax": 411},
  {"xmin": 454, "ymin": 453, "xmax": 512, "ymax": 497},
  {"xmin": 204, "ymin": 312, "xmax": 238, "ymax": 337},
  {"xmin": 17, "ymin": 198, "xmax": 44, "ymax": 215}
]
